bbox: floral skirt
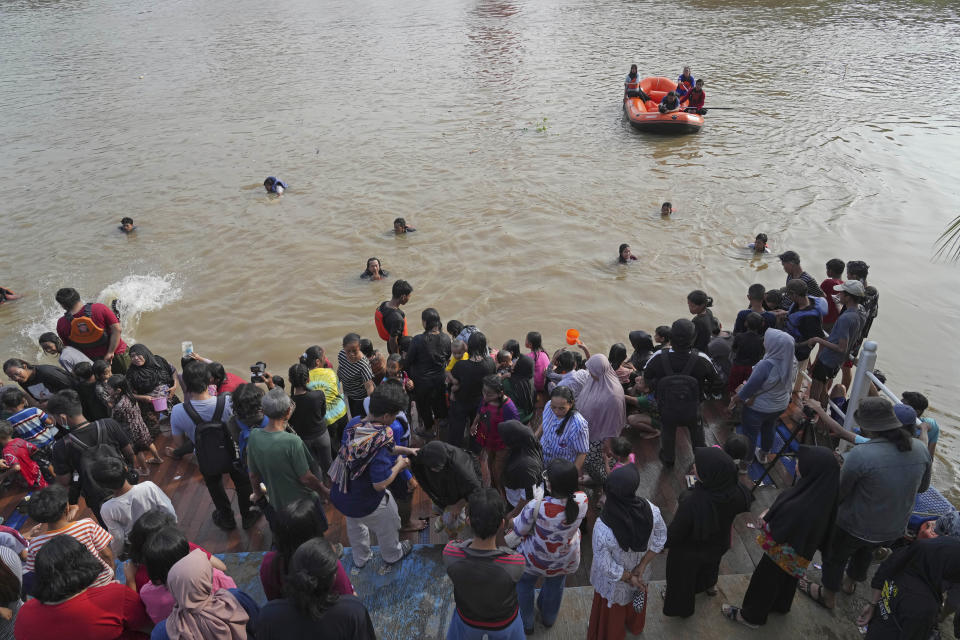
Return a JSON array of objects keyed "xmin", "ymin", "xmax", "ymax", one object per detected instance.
[{"xmin": 584, "ymin": 440, "xmax": 608, "ymax": 485}]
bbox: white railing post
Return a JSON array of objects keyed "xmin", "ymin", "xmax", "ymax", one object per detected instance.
[{"xmin": 844, "ymin": 340, "xmax": 878, "ymax": 432}]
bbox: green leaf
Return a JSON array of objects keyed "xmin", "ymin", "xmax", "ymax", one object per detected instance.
[{"xmin": 935, "ymin": 215, "xmax": 960, "ymax": 262}]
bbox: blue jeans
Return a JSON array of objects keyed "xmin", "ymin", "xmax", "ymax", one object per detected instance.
[
  {"xmin": 446, "ymin": 610, "xmax": 526, "ymax": 639},
  {"xmin": 516, "ymin": 572, "xmax": 567, "ymax": 631},
  {"xmin": 740, "ymin": 405, "xmax": 782, "ymax": 454}
]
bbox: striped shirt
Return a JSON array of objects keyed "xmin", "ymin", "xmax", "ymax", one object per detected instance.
[
  {"xmin": 539, "ymin": 408, "xmax": 590, "ymax": 466},
  {"xmin": 337, "ymin": 351, "xmax": 373, "ymax": 400},
  {"xmin": 442, "ymin": 540, "xmax": 525, "ymax": 630},
  {"xmin": 6, "ymin": 407, "xmax": 57, "ymax": 448},
  {"xmin": 25, "ymin": 518, "xmax": 115, "ymax": 586}
]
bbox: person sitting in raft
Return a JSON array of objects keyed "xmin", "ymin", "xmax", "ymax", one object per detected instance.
[
  {"xmin": 119, "ymin": 217, "xmax": 136, "ymax": 233},
  {"xmin": 618, "ymin": 244, "xmax": 638, "ymax": 264},
  {"xmin": 749, "ymin": 233, "xmax": 769, "ymax": 254},
  {"xmin": 360, "ymin": 257, "xmax": 389, "ymax": 281},
  {"xmin": 658, "ymin": 91, "xmax": 682, "ymax": 113},
  {"xmin": 676, "ymin": 66, "xmax": 695, "ymax": 97},
  {"xmin": 683, "ymin": 79, "xmax": 706, "ymax": 114},
  {"xmin": 263, "ymin": 176, "xmax": 287, "ymax": 194},
  {"xmin": 393, "ymin": 217, "xmax": 416, "ymax": 234},
  {"xmin": 624, "ymin": 64, "xmax": 651, "ymax": 101},
  {"xmin": 0, "ymin": 286, "xmax": 21, "ymax": 305}
]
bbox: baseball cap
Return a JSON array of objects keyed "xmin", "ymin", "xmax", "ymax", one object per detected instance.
[
  {"xmin": 839, "ymin": 280, "xmax": 866, "ymax": 298},
  {"xmin": 893, "ymin": 402, "xmax": 920, "ymax": 427}
]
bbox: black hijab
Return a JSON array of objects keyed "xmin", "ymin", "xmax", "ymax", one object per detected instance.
[
  {"xmin": 628, "ymin": 331, "xmax": 654, "ymax": 371},
  {"xmin": 410, "ymin": 441, "xmax": 481, "ymax": 507},
  {"xmin": 872, "ymin": 537, "xmax": 960, "ymax": 604},
  {"xmin": 600, "ymin": 465, "xmax": 653, "ymax": 552},
  {"xmin": 670, "ymin": 319, "xmax": 696, "ymax": 352},
  {"xmin": 764, "ymin": 445, "xmax": 840, "ymax": 559},
  {"xmin": 684, "ymin": 448, "xmax": 752, "ymax": 542},
  {"xmin": 498, "ymin": 420, "xmax": 543, "ymax": 494},
  {"xmin": 126, "ymin": 343, "xmax": 174, "ymax": 394},
  {"xmin": 507, "ymin": 355, "xmax": 535, "ymax": 415}
]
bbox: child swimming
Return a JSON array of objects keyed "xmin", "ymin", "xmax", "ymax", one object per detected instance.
[
  {"xmin": 618, "ymin": 243, "xmax": 638, "ymax": 263},
  {"xmin": 119, "ymin": 217, "xmax": 136, "ymax": 233},
  {"xmin": 661, "ymin": 202, "xmax": 674, "ymax": 216},
  {"xmin": 748, "ymin": 233, "xmax": 769, "ymax": 253},
  {"xmin": 263, "ymin": 176, "xmax": 287, "ymax": 194},
  {"xmin": 393, "ymin": 217, "xmax": 416, "ymax": 234}
]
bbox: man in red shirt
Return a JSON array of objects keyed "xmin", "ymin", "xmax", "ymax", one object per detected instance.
[
  {"xmin": 820, "ymin": 258, "xmax": 846, "ymax": 332},
  {"xmin": 54, "ymin": 288, "xmax": 130, "ymax": 373}
]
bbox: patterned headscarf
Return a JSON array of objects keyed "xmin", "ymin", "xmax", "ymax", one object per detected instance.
[{"xmin": 328, "ymin": 421, "xmax": 394, "ymax": 492}]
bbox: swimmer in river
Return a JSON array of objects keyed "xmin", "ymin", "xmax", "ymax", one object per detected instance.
[
  {"xmin": 661, "ymin": 202, "xmax": 674, "ymax": 216},
  {"xmin": 618, "ymin": 244, "xmax": 638, "ymax": 263},
  {"xmin": 263, "ymin": 176, "xmax": 287, "ymax": 195},
  {"xmin": 749, "ymin": 233, "xmax": 769, "ymax": 253},
  {"xmin": 393, "ymin": 217, "xmax": 416, "ymax": 234},
  {"xmin": 0, "ymin": 286, "xmax": 21, "ymax": 305},
  {"xmin": 119, "ymin": 217, "xmax": 136, "ymax": 233},
  {"xmin": 360, "ymin": 257, "xmax": 389, "ymax": 281}
]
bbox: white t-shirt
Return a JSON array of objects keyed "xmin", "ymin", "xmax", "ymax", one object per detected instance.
[
  {"xmin": 58, "ymin": 346, "xmax": 93, "ymax": 373},
  {"xmin": 100, "ymin": 481, "xmax": 176, "ymax": 553}
]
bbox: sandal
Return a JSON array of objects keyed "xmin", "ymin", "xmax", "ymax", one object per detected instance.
[
  {"xmin": 797, "ymin": 578, "xmax": 833, "ymax": 609},
  {"xmin": 721, "ymin": 604, "xmax": 758, "ymax": 629},
  {"xmin": 147, "ymin": 457, "xmax": 164, "ymax": 465}
]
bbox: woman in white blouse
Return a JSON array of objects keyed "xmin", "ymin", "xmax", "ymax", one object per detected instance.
[{"xmin": 587, "ymin": 464, "xmax": 666, "ymax": 639}]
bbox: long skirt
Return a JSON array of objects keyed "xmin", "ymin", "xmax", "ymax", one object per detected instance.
[
  {"xmin": 739, "ymin": 553, "xmax": 799, "ymax": 626},
  {"xmin": 662, "ymin": 544, "xmax": 723, "ymax": 617},
  {"xmin": 587, "ymin": 591, "xmax": 645, "ymax": 640}
]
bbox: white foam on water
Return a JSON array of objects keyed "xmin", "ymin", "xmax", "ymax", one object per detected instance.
[{"xmin": 19, "ymin": 273, "xmax": 183, "ymax": 349}]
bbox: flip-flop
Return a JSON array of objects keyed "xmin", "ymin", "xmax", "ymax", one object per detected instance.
[
  {"xmin": 147, "ymin": 457, "xmax": 164, "ymax": 465},
  {"xmin": 721, "ymin": 604, "xmax": 758, "ymax": 629},
  {"xmin": 797, "ymin": 578, "xmax": 833, "ymax": 609}
]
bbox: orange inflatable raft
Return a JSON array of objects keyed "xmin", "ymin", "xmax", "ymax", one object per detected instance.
[{"xmin": 624, "ymin": 76, "xmax": 703, "ymax": 134}]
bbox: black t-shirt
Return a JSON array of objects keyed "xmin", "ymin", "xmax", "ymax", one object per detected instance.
[
  {"xmin": 731, "ymin": 331, "xmax": 764, "ymax": 367},
  {"xmin": 255, "ymin": 596, "xmax": 376, "ymax": 640},
  {"xmin": 288, "ymin": 390, "xmax": 327, "ymax": 440},
  {"xmin": 406, "ymin": 332, "xmax": 452, "ymax": 384},
  {"xmin": 20, "ymin": 365, "xmax": 74, "ymax": 402},
  {"xmin": 377, "ymin": 301, "xmax": 406, "ymax": 338},
  {"xmin": 787, "ymin": 304, "xmax": 823, "ymax": 360},
  {"xmin": 451, "ymin": 358, "xmax": 496, "ymax": 408},
  {"xmin": 691, "ymin": 310, "xmax": 716, "ymax": 353},
  {"xmin": 643, "ymin": 349, "xmax": 722, "ymax": 396},
  {"xmin": 443, "ymin": 541, "xmax": 525, "ymax": 630},
  {"xmin": 76, "ymin": 381, "xmax": 111, "ymax": 421},
  {"xmin": 51, "ymin": 418, "xmax": 130, "ymax": 477}
]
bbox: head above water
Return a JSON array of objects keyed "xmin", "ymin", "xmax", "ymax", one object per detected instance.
[
  {"xmin": 393, "ymin": 217, "xmax": 407, "ymax": 233},
  {"xmin": 618, "ymin": 243, "xmax": 632, "ymax": 262},
  {"xmin": 753, "ymin": 233, "xmax": 768, "ymax": 250},
  {"xmin": 660, "ymin": 202, "xmax": 673, "ymax": 215},
  {"xmin": 120, "ymin": 217, "xmax": 135, "ymax": 232},
  {"xmin": 365, "ymin": 257, "xmax": 382, "ymax": 276}
]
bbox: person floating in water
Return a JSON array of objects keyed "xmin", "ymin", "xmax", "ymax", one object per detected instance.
[
  {"xmin": 749, "ymin": 233, "xmax": 769, "ymax": 253},
  {"xmin": 119, "ymin": 217, "xmax": 136, "ymax": 233},
  {"xmin": 0, "ymin": 286, "xmax": 21, "ymax": 305},
  {"xmin": 618, "ymin": 244, "xmax": 638, "ymax": 264},
  {"xmin": 676, "ymin": 66, "xmax": 695, "ymax": 97},
  {"xmin": 661, "ymin": 202, "xmax": 674, "ymax": 216},
  {"xmin": 659, "ymin": 91, "xmax": 681, "ymax": 114},
  {"xmin": 263, "ymin": 176, "xmax": 287, "ymax": 195},
  {"xmin": 361, "ymin": 257, "xmax": 389, "ymax": 281},
  {"xmin": 393, "ymin": 217, "xmax": 416, "ymax": 234},
  {"xmin": 683, "ymin": 79, "xmax": 706, "ymax": 114}
]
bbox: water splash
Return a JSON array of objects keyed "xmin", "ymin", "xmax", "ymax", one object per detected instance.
[{"xmin": 19, "ymin": 273, "xmax": 182, "ymax": 349}]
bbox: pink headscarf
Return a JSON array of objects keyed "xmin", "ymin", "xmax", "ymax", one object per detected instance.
[
  {"xmin": 577, "ymin": 354, "xmax": 626, "ymax": 442},
  {"xmin": 165, "ymin": 549, "xmax": 249, "ymax": 640}
]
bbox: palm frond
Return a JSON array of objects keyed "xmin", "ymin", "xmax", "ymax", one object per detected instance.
[{"xmin": 934, "ymin": 215, "xmax": 960, "ymax": 262}]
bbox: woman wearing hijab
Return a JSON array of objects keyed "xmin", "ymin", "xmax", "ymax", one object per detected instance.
[
  {"xmin": 503, "ymin": 354, "xmax": 535, "ymax": 424},
  {"xmin": 498, "ymin": 420, "xmax": 543, "ymax": 510},
  {"xmin": 155, "ymin": 548, "xmax": 257, "ymax": 640},
  {"xmin": 857, "ymin": 538, "xmax": 960, "ymax": 640},
  {"xmin": 587, "ymin": 465, "xmax": 667, "ymax": 639},
  {"xmin": 727, "ymin": 329, "xmax": 797, "ymax": 465},
  {"xmin": 663, "ymin": 448, "xmax": 753, "ymax": 617},
  {"xmin": 410, "ymin": 441, "xmax": 481, "ymax": 537},
  {"xmin": 722, "ymin": 445, "xmax": 840, "ymax": 628},
  {"xmin": 126, "ymin": 343, "xmax": 180, "ymax": 438},
  {"xmin": 513, "ymin": 459, "xmax": 588, "ymax": 634},
  {"xmin": 578, "ymin": 354, "xmax": 627, "ymax": 485},
  {"xmin": 628, "ymin": 331, "xmax": 654, "ymax": 373}
]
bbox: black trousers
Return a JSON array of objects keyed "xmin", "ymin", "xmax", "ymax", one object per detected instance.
[
  {"xmin": 821, "ymin": 525, "xmax": 878, "ymax": 592},
  {"xmin": 663, "ymin": 544, "xmax": 723, "ymax": 618},
  {"xmin": 347, "ymin": 396, "xmax": 367, "ymax": 420},
  {"xmin": 659, "ymin": 416, "xmax": 705, "ymax": 465},
  {"xmin": 740, "ymin": 553, "xmax": 799, "ymax": 625},
  {"xmin": 447, "ymin": 402, "xmax": 477, "ymax": 449},
  {"xmin": 413, "ymin": 379, "xmax": 448, "ymax": 432},
  {"xmin": 327, "ymin": 415, "xmax": 348, "ymax": 461},
  {"xmin": 203, "ymin": 466, "xmax": 253, "ymax": 520}
]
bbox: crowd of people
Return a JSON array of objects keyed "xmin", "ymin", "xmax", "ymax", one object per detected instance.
[{"xmin": 0, "ymin": 246, "xmax": 953, "ymax": 640}]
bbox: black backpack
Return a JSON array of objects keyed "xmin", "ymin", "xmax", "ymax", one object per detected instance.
[
  {"xmin": 183, "ymin": 394, "xmax": 238, "ymax": 476},
  {"xmin": 655, "ymin": 352, "xmax": 701, "ymax": 426},
  {"xmin": 67, "ymin": 420, "xmax": 132, "ymax": 508}
]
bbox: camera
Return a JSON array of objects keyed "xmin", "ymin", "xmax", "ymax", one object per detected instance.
[
  {"xmin": 250, "ymin": 362, "xmax": 267, "ymax": 383},
  {"xmin": 802, "ymin": 405, "xmax": 817, "ymax": 420}
]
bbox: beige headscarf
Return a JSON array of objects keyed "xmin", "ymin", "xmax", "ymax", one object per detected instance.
[{"xmin": 165, "ymin": 549, "xmax": 249, "ymax": 640}]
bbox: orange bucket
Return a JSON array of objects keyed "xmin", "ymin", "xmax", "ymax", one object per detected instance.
[{"xmin": 566, "ymin": 329, "xmax": 580, "ymax": 345}]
